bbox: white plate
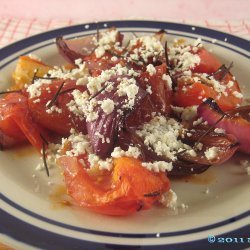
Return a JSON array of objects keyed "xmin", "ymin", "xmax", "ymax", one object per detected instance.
[{"xmin": 0, "ymin": 20, "xmax": 249, "ymax": 250}]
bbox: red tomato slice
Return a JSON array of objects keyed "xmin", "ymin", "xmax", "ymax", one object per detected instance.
[
  {"xmin": 192, "ymin": 47, "xmax": 222, "ymax": 74},
  {"xmin": 27, "ymin": 79, "xmax": 87, "ymax": 136},
  {"xmin": 0, "ymin": 93, "xmax": 49, "ymax": 151},
  {"xmin": 174, "ymin": 73, "xmax": 243, "ymax": 111},
  {"xmin": 127, "ymin": 63, "xmax": 173, "ymax": 126},
  {"xmin": 58, "ymin": 156, "xmax": 170, "ymax": 216}
]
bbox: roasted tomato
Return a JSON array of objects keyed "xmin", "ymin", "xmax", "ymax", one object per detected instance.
[
  {"xmin": 192, "ymin": 47, "xmax": 222, "ymax": 74},
  {"xmin": 58, "ymin": 156, "xmax": 170, "ymax": 216},
  {"xmin": 173, "ymin": 71, "xmax": 242, "ymax": 111},
  {"xmin": 26, "ymin": 79, "xmax": 87, "ymax": 136},
  {"xmin": 127, "ymin": 63, "xmax": 173, "ymax": 126},
  {"xmin": 0, "ymin": 92, "xmax": 49, "ymax": 151}
]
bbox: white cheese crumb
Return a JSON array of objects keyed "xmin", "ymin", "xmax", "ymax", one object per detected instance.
[
  {"xmin": 204, "ymin": 147, "xmax": 219, "ymax": 160},
  {"xmin": 62, "ymin": 130, "xmax": 91, "ymax": 157},
  {"xmin": 227, "ymin": 80, "xmax": 234, "ymax": 88},
  {"xmin": 193, "ymin": 117, "xmax": 203, "ymax": 126},
  {"xmin": 180, "ymin": 203, "xmax": 189, "ymax": 209},
  {"xmin": 162, "ymin": 74, "xmax": 172, "ymax": 90},
  {"xmin": 88, "ymin": 154, "xmax": 113, "ymax": 170},
  {"xmin": 246, "ymin": 167, "xmax": 250, "ymax": 175},
  {"xmin": 100, "ymin": 99, "xmax": 115, "ymax": 114},
  {"xmin": 146, "ymin": 64, "xmax": 156, "ymax": 76},
  {"xmin": 232, "ymin": 91, "xmax": 243, "ymax": 99},
  {"xmin": 111, "ymin": 146, "xmax": 141, "ymax": 159},
  {"xmin": 95, "ymin": 46, "xmax": 106, "ymax": 58},
  {"xmin": 146, "ymin": 85, "xmax": 152, "ymax": 94},
  {"xmin": 240, "ymin": 160, "xmax": 248, "ymax": 167},
  {"xmin": 141, "ymin": 161, "xmax": 173, "ymax": 172},
  {"xmin": 181, "ymin": 106, "xmax": 198, "ymax": 121},
  {"xmin": 28, "ymin": 53, "xmax": 41, "ymax": 61},
  {"xmin": 136, "ymin": 116, "xmax": 192, "ymax": 161},
  {"xmin": 214, "ymin": 128, "xmax": 225, "ymax": 134},
  {"xmin": 203, "ymin": 187, "xmax": 210, "ymax": 194},
  {"xmin": 159, "ymin": 189, "xmax": 177, "ymax": 209}
]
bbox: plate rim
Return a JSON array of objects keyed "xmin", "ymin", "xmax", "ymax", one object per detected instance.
[{"xmin": 0, "ymin": 19, "xmax": 249, "ymax": 250}]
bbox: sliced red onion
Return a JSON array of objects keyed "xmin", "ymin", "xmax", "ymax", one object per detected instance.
[
  {"xmin": 198, "ymin": 98, "xmax": 250, "ymax": 154},
  {"xmin": 180, "ymin": 125, "xmax": 239, "ymax": 165},
  {"xmin": 56, "ymin": 29, "xmax": 124, "ymax": 66},
  {"xmin": 118, "ymin": 115, "xmax": 239, "ymax": 176},
  {"xmin": 56, "ymin": 37, "xmax": 86, "ymax": 64},
  {"xmin": 117, "ymin": 128, "xmax": 210, "ymax": 176},
  {"xmin": 86, "ymin": 76, "xmax": 147, "ymax": 159}
]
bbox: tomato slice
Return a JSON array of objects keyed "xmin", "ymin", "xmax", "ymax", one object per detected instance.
[
  {"xmin": 127, "ymin": 63, "xmax": 173, "ymax": 126},
  {"xmin": 174, "ymin": 73, "xmax": 243, "ymax": 111},
  {"xmin": 192, "ymin": 47, "xmax": 222, "ymax": 74},
  {"xmin": 0, "ymin": 93, "xmax": 49, "ymax": 151},
  {"xmin": 27, "ymin": 79, "xmax": 87, "ymax": 135},
  {"xmin": 58, "ymin": 156, "xmax": 170, "ymax": 216}
]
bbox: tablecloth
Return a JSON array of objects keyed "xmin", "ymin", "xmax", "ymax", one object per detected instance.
[{"xmin": 0, "ymin": 17, "xmax": 249, "ymax": 48}]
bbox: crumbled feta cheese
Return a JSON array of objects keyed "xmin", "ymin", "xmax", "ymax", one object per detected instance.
[
  {"xmin": 162, "ymin": 74, "xmax": 172, "ymax": 90},
  {"xmin": 214, "ymin": 128, "xmax": 225, "ymax": 134},
  {"xmin": 27, "ymin": 78, "xmax": 51, "ymax": 98},
  {"xmin": 95, "ymin": 46, "xmax": 106, "ymax": 58},
  {"xmin": 246, "ymin": 167, "xmax": 250, "ymax": 175},
  {"xmin": 62, "ymin": 130, "xmax": 91, "ymax": 157},
  {"xmin": 227, "ymin": 80, "xmax": 234, "ymax": 88},
  {"xmin": 146, "ymin": 85, "xmax": 152, "ymax": 94},
  {"xmin": 146, "ymin": 64, "xmax": 156, "ymax": 76},
  {"xmin": 240, "ymin": 160, "xmax": 248, "ymax": 167},
  {"xmin": 169, "ymin": 43, "xmax": 201, "ymax": 72},
  {"xmin": 142, "ymin": 161, "xmax": 173, "ymax": 172},
  {"xmin": 28, "ymin": 53, "xmax": 41, "ymax": 61},
  {"xmin": 111, "ymin": 146, "xmax": 141, "ymax": 159},
  {"xmin": 136, "ymin": 116, "xmax": 192, "ymax": 161},
  {"xmin": 193, "ymin": 117, "xmax": 203, "ymax": 126},
  {"xmin": 100, "ymin": 99, "xmax": 115, "ymax": 114},
  {"xmin": 204, "ymin": 147, "xmax": 219, "ymax": 160},
  {"xmin": 128, "ymin": 35, "xmax": 164, "ymax": 63},
  {"xmin": 203, "ymin": 187, "xmax": 210, "ymax": 194},
  {"xmin": 181, "ymin": 106, "xmax": 198, "ymax": 121},
  {"xmin": 233, "ymin": 91, "xmax": 243, "ymax": 99},
  {"xmin": 88, "ymin": 154, "xmax": 113, "ymax": 170},
  {"xmin": 159, "ymin": 189, "xmax": 177, "ymax": 209}
]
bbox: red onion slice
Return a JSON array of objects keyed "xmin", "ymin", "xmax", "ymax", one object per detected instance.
[
  {"xmin": 198, "ymin": 98, "xmax": 250, "ymax": 154},
  {"xmin": 86, "ymin": 76, "xmax": 147, "ymax": 159}
]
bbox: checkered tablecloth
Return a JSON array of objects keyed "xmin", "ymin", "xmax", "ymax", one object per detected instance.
[{"xmin": 0, "ymin": 17, "xmax": 249, "ymax": 48}]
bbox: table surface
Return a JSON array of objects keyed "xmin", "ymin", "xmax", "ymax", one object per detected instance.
[
  {"xmin": 1, "ymin": 0, "xmax": 250, "ymax": 21},
  {"xmin": 0, "ymin": 0, "xmax": 249, "ymax": 47}
]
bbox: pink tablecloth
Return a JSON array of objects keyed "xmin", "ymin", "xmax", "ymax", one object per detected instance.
[{"xmin": 0, "ymin": 0, "xmax": 249, "ymax": 47}]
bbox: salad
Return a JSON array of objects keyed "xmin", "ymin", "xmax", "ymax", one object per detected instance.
[{"xmin": 0, "ymin": 28, "xmax": 249, "ymax": 216}]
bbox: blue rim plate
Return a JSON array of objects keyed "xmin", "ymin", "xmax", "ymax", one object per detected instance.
[{"xmin": 0, "ymin": 20, "xmax": 249, "ymax": 250}]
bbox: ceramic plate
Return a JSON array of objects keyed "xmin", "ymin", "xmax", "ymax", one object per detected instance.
[{"xmin": 0, "ymin": 20, "xmax": 249, "ymax": 250}]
